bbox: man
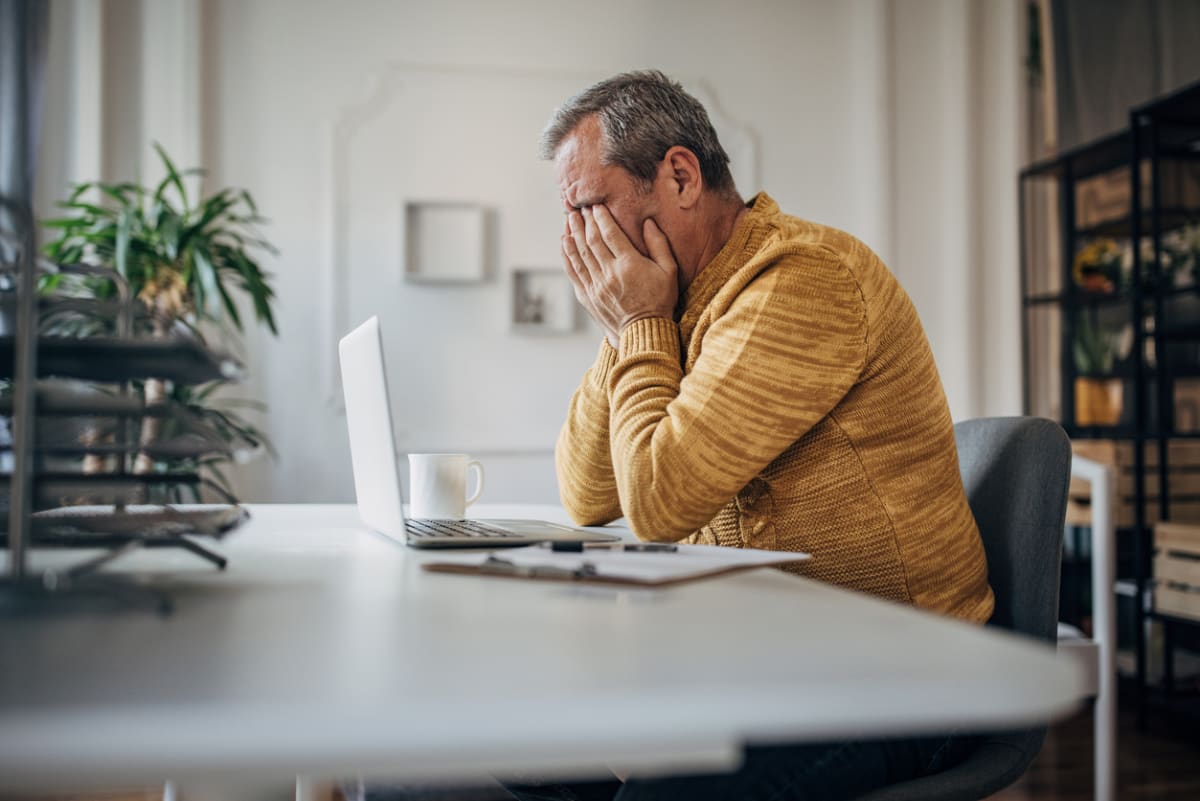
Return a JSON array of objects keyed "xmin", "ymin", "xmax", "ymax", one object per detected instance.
[{"xmin": 525, "ymin": 70, "xmax": 993, "ymax": 800}]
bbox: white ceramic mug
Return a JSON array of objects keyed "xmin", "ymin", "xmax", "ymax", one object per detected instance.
[{"xmin": 407, "ymin": 453, "xmax": 484, "ymax": 519}]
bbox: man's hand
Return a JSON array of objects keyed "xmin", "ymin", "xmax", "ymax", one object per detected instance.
[{"xmin": 561, "ymin": 205, "xmax": 678, "ymax": 349}]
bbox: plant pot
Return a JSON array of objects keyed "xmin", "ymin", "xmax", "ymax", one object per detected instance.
[{"xmin": 1075, "ymin": 377, "xmax": 1123, "ymax": 426}]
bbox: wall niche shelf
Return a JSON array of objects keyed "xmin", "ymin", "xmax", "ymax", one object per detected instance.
[
  {"xmin": 511, "ymin": 268, "xmax": 577, "ymax": 335},
  {"xmin": 401, "ymin": 200, "xmax": 490, "ymax": 284}
]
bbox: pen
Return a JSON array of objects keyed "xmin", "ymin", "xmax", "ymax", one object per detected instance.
[{"xmin": 546, "ymin": 541, "xmax": 678, "ymax": 553}]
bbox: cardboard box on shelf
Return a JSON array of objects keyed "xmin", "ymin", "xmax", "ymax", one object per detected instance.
[
  {"xmin": 1075, "ymin": 160, "xmax": 1200, "ymax": 231},
  {"xmin": 1068, "ymin": 439, "xmax": 1200, "ymax": 528},
  {"xmin": 1154, "ymin": 521, "xmax": 1200, "ymax": 622}
]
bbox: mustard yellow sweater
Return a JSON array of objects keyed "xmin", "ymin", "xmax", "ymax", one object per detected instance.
[{"xmin": 555, "ymin": 193, "xmax": 994, "ymax": 623}]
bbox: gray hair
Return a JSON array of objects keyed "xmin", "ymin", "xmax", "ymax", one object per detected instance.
[{"xmin": 539, "ymin": 70, "xmax": 737, "ymax": 196}]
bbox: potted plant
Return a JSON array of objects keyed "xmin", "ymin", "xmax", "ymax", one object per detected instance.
[
  {"xmin": 41, "ymin": 144, "xmax": 278, "ymax": 495},
  {"xmin": 1072, "ymin": 238, "xmax": 1123, "ymax": 294},
  {"xmin": 1165, "ymin": 221, "xmax": 1200, "ymax": 285},
  {"xmin": 1073, "ymin": 314, "xmax": 1123, "ymax": 426}
]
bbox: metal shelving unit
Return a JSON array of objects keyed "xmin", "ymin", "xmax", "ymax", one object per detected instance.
[
  {"xmin": 1020, "ymin": 79, "xmax": 1200, "ymax": 716},
  {"xmin": 0, "ymin": 9, "xmax": 252, "ymax": 609},
  {"xmin": 1132, "ymin": 82, "xmax": 1200, "ymax": 707},
  {"xmin": 0, "ymin": 231, "xmax": 250, "ymax": 613}
]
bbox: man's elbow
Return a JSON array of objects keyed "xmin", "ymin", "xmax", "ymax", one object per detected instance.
[
  {"xmin": 560, "ymin": 490, "xmax": 620, "ymax": 528},
  {"xmin": 565, "ymin": 506, "xmax": 619, "ymax": 528},
  {"xmin": 623, "ymin": 496, "xmax": 692, "ymax": 543}
]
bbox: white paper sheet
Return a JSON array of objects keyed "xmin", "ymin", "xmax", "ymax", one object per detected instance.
[{"xmin": 422, "ymin": 543, "xmax": 809, "ymax": 586}]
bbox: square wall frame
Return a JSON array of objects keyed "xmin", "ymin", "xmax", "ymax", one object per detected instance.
[
  {"xmin": 512, "ymin": 268, "xmax": 577, "ymax": 334},
  {"xmin": 402, "ymin": 201, "xmax": 489, "ymax": 284}
]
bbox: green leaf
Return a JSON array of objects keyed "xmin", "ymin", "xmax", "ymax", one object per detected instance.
[
  {"xmin": 210, "ymin": 243, "xmax": 275, "ymax": 334},
  {"xmin": 181, "ymin": 189, "xmax": 239, "ymax": 249},
  {"xmin": 147, "ymin": 199, "xmax": 162, "ymax": 230},
  {"xmin": 59, "ymin": 201, "xmax": 116, "ymax": 219},
  {"xmin": 96, "ymin": 183, "xmax": 137, "ymax": 207},
  {"xmin": 37, "ymin": 273, "xmax": 65, "ymax": 294},
  {"xmin": 160, "ymin": 213, "xmax": 182, "ymax": 262},
  {"xmin": 115, "ymin": 209, "xmax": 132, "ymax": 280},
  {"xmin": 239, "ymin": 189, "xmax": 259, "ymax": 215},
  {"xmin": 215, "ymin": 229, "xmax": 279, "ymax": 256},
  {"xmin": 58, "ymin": 244, "xmax": 85, "ymax": 264},
  {"xmin": 153, "ymin": 142, "xmax": 190, "ymax": 212},
  {"xmin": 214, "ymin": 275, "xmax": 244, "ymax": 330},
  {"xmin": 192, "ymin": 249, "xmax": 222, "ymax": 320}
]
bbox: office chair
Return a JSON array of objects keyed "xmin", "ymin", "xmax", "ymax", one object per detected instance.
[{"xmin": 853, "ymin": 417, "xmax": 1073, "ymax": 801}]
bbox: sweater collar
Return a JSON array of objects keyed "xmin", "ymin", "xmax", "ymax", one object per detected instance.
[{"xmin": 677, "ymin": 192, "xmax": 777, "ymax": 344}]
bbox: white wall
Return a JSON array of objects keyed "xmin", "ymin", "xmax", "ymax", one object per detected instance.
[
  {"xmin": 888, "ymin": 0, "xmax": 1024, "ymax": 418},
  {"xmin": 34, "ymin": 0, "xmax": 1025, "ymax": 504}
]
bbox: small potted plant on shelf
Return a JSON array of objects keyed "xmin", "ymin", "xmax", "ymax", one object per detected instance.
[
  {"xmin": 1072, "ymin": 238, "xmax": 1124, "ymax": 294},
  {"xmin": 1165, "ymin": 222, "xmax": 1200, "ymax": 286},
  {"xmin": 1073, "ymin": 314, "xmax": 1124, "ymax": 427},
  {"xmin": 41, "ymin": 144, "xmax": 278, "ymax": 497}
]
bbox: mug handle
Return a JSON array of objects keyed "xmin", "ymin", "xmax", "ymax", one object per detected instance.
[{"xmin": 465, "ymin": 460, "xmax": 485, "ymax": 507}]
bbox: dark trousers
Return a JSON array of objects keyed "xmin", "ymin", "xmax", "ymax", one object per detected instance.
[{"xmin": 355, "ymin": 733, "xmax": 975, "ymax": 801}]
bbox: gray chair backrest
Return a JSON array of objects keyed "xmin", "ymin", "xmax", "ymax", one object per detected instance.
[
  {"xmin": 955, "ymin": 417, "xmax": 1071, "ymax": 643},
  {"xmin": 853, "ymin": 417, "xmax": 1072, "ymax": 801}
]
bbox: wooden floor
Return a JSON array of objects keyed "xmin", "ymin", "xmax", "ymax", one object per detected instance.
[{"xmin": 987, "ymin": 695, "xmax": 1200, "ymax": 801}]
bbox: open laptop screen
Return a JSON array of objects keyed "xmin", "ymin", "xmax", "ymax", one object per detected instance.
[{"xmin": 338, "ymin": 316, "xmax": 407, "ymax": 537}]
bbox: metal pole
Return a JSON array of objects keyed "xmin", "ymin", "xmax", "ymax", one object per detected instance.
[
  {"xmin": 6, "ymin": 203, "xmax": 36, "ymax": 580},
  {"xmin": 1129, "ymin": 111, "xmax": 1148, "ymax": 718},
  {"xmin": 1073, "ymin": 455, "xmax": 1117, "ymax": 801},
  {"xmin": 3, "ymin": 0, "xmax": 40, "ymax": 581},
  {"xmin": 1018, "ymin": 170, "xmax": 1031, "ymax": 415}
]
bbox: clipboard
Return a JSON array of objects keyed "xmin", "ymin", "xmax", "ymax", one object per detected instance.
[{"xmin": 421, "ymin": 543, "xmax": 809, "ymax": 587}]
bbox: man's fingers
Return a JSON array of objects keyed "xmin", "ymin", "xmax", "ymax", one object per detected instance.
[
  {"xmin": 569, "ymin": 211, "xmax": 602, "ymax": 274},
  {"xmin": 643, "ymin": 218, "xmax": 678, "ymax": 271},
  {"xmin": 562, "ymin": 234, "xmax": 591, "ymax": 289},
  {"xmin": 591, "ymin": 205, "xmax": 635, "ymax": 257},
  {"xmin": 581, "ymin": 208, "xmax": 615, "ymax": 262},
  {"xmin": 563, "ymin": 236, "xmax": 615, "ymax": 340},
  {"xmin": 563, "ymin": 238, "xmax": 601, "ymax": 313}
]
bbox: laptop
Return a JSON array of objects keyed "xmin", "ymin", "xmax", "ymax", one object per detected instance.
[{"xmin": 338, "ymin": 316, "xmax": 622, "ymax": 548}]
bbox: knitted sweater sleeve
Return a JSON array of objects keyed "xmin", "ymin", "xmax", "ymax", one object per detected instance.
[
  {"xmin": 555, "ymin": 339, "xmax": 624, "ymax": 525},
  {"xmin": 610, "ymin": 255, "xmax": 867, "ymax": 542}
]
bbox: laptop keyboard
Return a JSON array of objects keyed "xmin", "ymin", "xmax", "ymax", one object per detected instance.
[{"xmin": 405, "ymin": 519, "xmax": 524, "ymax": 539}]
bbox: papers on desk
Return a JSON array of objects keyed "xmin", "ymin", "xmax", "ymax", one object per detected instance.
[{"xmin": 422, "ymin": 543, "xmax": 809, "ymax": 586}]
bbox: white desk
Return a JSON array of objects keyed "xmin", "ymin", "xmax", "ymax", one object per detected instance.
[{"xmin": 0, "ymin": 504, "xmax": 1085, "ymax": 795}]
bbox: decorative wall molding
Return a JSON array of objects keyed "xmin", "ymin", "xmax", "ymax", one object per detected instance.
[
  {"xmin": 319, "ymin": 63, "xmax": 759, "ymax": 411},
  {"xmin": 685, "ymin": 82, "xmax": 759, "ymax": 197}
]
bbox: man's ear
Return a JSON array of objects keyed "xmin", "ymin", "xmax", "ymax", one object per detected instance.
[{"xmin": 660, "ymin": 146, "xmax": 703, "ymax": 209}]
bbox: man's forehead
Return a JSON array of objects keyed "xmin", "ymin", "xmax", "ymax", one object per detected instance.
[
  {"xmin": 555, "ymin": 148, "xmax": 606, "ymax": 205},
  {"xmin": 559, "ymin": 174, "xmax": 618, "ymax": 212},
  {"xmin": 554, "ymin": 116, "xmax": 604, "ymax": 170},
  {"xmin": 554, "ymin": 128, "xmax": 595, "ymax": 171}
]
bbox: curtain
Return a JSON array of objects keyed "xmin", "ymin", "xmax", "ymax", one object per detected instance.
[
  {"xmin": 1051, "ymin": 0, "xmax": 1200, "ymax": 149},
  {"xmin": 0, "ymin": 0, "xmax": 48, "ymax": 245},
  {"xmin": 0, "ymin": 0, "xmax": 47, "ymax": 492},
  {"xmin": 0, "ymin": 0, "xmax": 47, "ymax": 339}
]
